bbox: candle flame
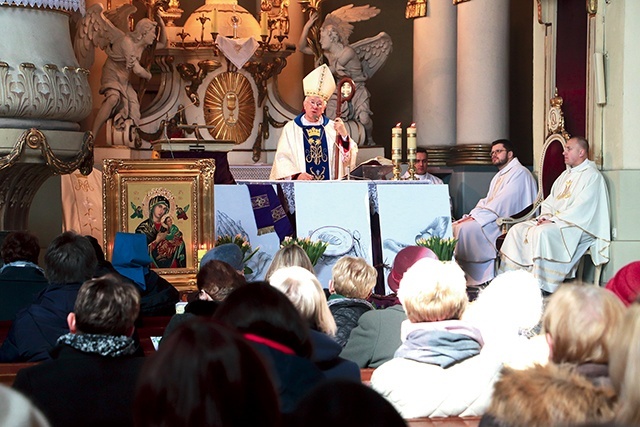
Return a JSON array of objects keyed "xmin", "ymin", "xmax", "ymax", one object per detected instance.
[{"xmin": 395, "ymin": 122, "xmax": 402, "ymax": 127}]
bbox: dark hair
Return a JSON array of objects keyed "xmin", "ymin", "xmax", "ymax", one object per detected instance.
[
  {"xmin": 74, "ymin": 274, "xmax": 140, "ymax": 335},
  {"xmin": 0, "ymin": 231, "xmax": 40, "ymax": 264},
  {"xmin": 44, "ymin": 231, "xmax": 98, "ymax": 284},
  {"xmin": 214, "ymin": 282, "xmax": 313, "ymax": 358},
  {"xmin": 84, "ymin": 235, "xmax": 106, "ymax": 263},
  {"xmin": 573, "ymin": 136, "xmax": 590, "ymax": 152},
  {"xmin": 289, "ymin": 380, "xmax": 407, "ymax": 427},
  {"xmin": 491, "ymin": 139, "xmax": 514, "ymax": 154},
  {"xmin": 197, "ymin": 260, "xmax": 246, "ymax": 301},
  {"xmin": 416, "ymin": 146, "xmax": 427, "ymax": 155},
  {"xmin": 134, "ymin": 319, "xmax": 280, "ymax": 427}
]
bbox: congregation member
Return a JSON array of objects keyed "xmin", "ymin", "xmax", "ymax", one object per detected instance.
[
  {"xmin": 453, "ymin": 139, "xmax": 537, "ymax": 287},
  {"xmin": 111, "ymin": 232, "xmax": 179, "ymax": 317},
  {"xmin": 134, "ymin": 318, "xmax": 281, "ymax": 427},
  {"xmin": 270, "ymin": 64, "xmax": 358, "ymax": 180},
  {"xmin": 0, "ymin": 231, "xmax": 97, "ymax": 362},
  {"xmin": 269, "ymin": 266, "xmax": 360, "ymax": 381},
  {"xmin": 609, "ymin": 301, "xmax": 640, "ymax": 425},
  {"xmin": 500, "ymin": 136, "xmax": 610, "ymax": 293},
  {"xmin": 288, "ymin": 379, "xmax": 407, "ymax": 427},
  {"xmin": 402, "ymin": 147, "xmax": 443, "ymax": 184},
  {"xmin": 480, "ymin": 284, "xmax": 623, "ymax": 427},
  {"xmin": 340, "ymin": 246, "xmax": 436, "ymax": 368},
  {"xmin": 327, "ymin": 256, "xmax": 377, "ymax": 347},
  {"xmin": 163, "ymin": 256, "xmax": 246, "ymax": 340},
  {"xmin": 0, "ymin": 384, "xmax": 49, "ymax": 427},
  {"xmin": 265, "ymin": 243, "xmax": 315, "ymax": 281},
  {"xmin": 214, "ymin": 282, "xmax": 323, "ymax": 413},
  {"xmin": 13, "ymin": 275, "xmax": 144, "ymax": 427},
  {"xmin": 605, "ymin": 260, "xmax": 640, "ymax": 306},
  {"xmin": 462, "ymin": 270, "xmax": 546, "ymax": 369},
  {"xmin": 0, "ymin": 231, "xmax": 48, "ymax": 321},
  {"xmin": 370, "ymin": 258, "xmax": 501, "ymax": 419}
]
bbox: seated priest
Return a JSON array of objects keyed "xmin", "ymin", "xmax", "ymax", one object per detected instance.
[
  {"xmin": 500, "ymin": 136, "xmax": 610, "ymax": 294},
  {"xmin": 453, "ymin": 139, "xmax": 537, "ymax": 286},
  {"xmin": 269, "ymin": 64, "xmax": 358, "ymax": 181}
]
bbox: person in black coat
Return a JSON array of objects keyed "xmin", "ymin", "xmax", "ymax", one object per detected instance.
[
  {"xmin": 0, "ymin": 231, "xmax": 48, "ymax": 321},
  {"xmin": 0, "ymin": 232, "xmax": 97, "ymax": 362},
  {"xmin": 13, "ymin": 275, "xmax": 145, "ymax": 427}
]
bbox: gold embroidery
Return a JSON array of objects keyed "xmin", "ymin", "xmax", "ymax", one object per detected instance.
[
  {"xmin": 556, "ymin": 179, "xmax": 573, "ymax": 200},
  {"xmin": 486, "ymin": 175, "xmax": 505, "ymax": 203},
  {"xmin": 311, "ymin": 167, "xmax": 326, "ymax": 180},
  {"xmin": 305, "ymin": 136, "xmax": 327, "ymax": 165}
]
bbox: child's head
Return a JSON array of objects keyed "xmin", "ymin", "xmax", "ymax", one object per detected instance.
[
  {"xmin": 161, "ymin": 214, "xmax": 173, "ymax": 227},
  {"xmin": 330, "ymin": 256, "xmax": 377, "ymax": 299}
]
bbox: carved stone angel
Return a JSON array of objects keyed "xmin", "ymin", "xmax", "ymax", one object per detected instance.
[
  {"xmin": 298, "ymin": 4, "xmax": 392, "ymax": 146},
  {"xmin": 74, "ymin": 4, "xmax": 167, "ymax": 141}
]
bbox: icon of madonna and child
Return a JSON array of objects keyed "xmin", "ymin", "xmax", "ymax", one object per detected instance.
[{"xmin": 132, "ymin": 188, "xmax": 189, "ymax": 269}]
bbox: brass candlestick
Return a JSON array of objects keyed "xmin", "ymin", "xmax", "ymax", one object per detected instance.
[
  {"xmin": 392, "ymin": 147, "xmax": 402, "ymax": 180},
  {"xmin": 407, "ymin": 147, "xmax": 417, "ymax": 180}
]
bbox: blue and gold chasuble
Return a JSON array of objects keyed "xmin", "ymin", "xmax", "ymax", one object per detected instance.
[{"xmin": 295, "ymin": 113, "xmax": 331, "ymax": 180}]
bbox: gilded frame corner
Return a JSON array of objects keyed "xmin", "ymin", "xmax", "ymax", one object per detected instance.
[{"xmin": 102, "ymin": 158, "xmax": 216, "ymax": 292}]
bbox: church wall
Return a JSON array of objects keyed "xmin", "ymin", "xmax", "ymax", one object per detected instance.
[
  {"xmin": 28, "ymin": 176, "xmax": 62, "ymax": 254},
  {"xmin": 597, "ymin": 0, "xmax": 640, "ymax": 281}
]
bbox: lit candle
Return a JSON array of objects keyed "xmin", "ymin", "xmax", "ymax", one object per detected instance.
[
  {"xmin": 392, "ymin": 123, "xmax": 402, "ymax": 161},
  {"xmin": 197, "ymin": 247, "xmax": 207, "ymax": 265},
  {"xmin": 211, "ymin": 9, "xmax": 218, "ymax": 33},
  {"xmin": 407, "ymin": 123, "xmax": 417, "ymax": 160},
  {"xmin": 260, "ymin": 12, "xmax": 268, "ymax": 37}
]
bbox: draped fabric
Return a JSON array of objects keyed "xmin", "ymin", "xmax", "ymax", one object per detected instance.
[{"xmin": 247, "ymin": 184, "xmax": 293, "ymax": 241}]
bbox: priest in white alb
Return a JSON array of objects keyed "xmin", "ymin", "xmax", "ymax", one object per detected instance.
[
  {"xmin": 500, "ymin": 136, "xmax": 610, "ymax": 293},
  {"xmin": 453, "ymin": 139, "xmax": 537, "ymax": 286},
  {"xmin": 270, "ymin": 64, "xmax": 358, "ymax": 181}
]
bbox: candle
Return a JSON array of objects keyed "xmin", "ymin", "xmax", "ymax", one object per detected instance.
[
  {"xmin": 211, "ymin": 9, "xmax": 218, "ymax": 33},
  {"xmin": 392, "ymin": 123, "xmax": 402, "ymax": 161},
  {"xmin": 197, "ymin": 248, "xmax": 207, "ymax": 265},
  {"xmin": 260, "ymin": 12, "xmax": 268, "ymax": 36},
  {"xmin": 407, "ymin": 123, "xmax": 417, "ymax": 160}
]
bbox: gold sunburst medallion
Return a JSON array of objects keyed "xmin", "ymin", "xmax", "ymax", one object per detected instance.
[{"xmin": 203, "ymin": 72, "xmax": 256, "ymax": 144}]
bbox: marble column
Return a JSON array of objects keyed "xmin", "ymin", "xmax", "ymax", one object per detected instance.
[
  {"xmin": 456, "ymin": 0, "xmax": 510, "ymax": 145},
  {"xmin": 413, "ymin": 0, "xmax": 457, "ymax": 148}
]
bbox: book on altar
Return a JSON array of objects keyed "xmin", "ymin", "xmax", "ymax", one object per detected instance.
[{"xmin": 350, "ymin": 156, "xmax": 394, "ymax": 180}]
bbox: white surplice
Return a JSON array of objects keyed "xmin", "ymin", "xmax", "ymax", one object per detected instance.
[
  {"xmin": 269, "ymin": 115, "xmax": 358, "ymax": 180},
  {"xmin": 453, "ymin": 158, "xmax": 537, "ymax": 286},
  {"xmin": 500, "ymin": 159, "xmax": 610, "ymax": 293}
]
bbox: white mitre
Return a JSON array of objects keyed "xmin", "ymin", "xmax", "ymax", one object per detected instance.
[{"xmin": 303, "ymin": 64, "xmax": 336, "ymax": 102}]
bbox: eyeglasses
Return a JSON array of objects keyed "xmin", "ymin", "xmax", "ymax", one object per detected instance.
[
  {"xmin": 306, "ymin": 100, "xmax": 324, "ymax": 108},
  {"xmin": 490, "ymin": 149, "xmax": 506, "ymax": 156}
]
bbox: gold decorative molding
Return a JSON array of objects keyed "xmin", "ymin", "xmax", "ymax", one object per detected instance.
[
  {"xmin": 0, "ymin": 61, "xmax": 91, "ymax": 122},
  {"xmin": 405, "ymin": 0, "xmax": 426, "ymax": 19},
  {"xmin": 0, "ymin": 128, "xmax": 94, "ymax": 175},
  {"xmin": 448, "ymin": 144, "xmax": 491, "ymax": 166},
  {"xmin": 176, "ymin": 59, "xmax": 222, "ymax": 106},
  {"xmin": 203, "ymin": 72, "xmax": 256, "ymax": 144},
  {"xmin": 586, "ymin": 0, "xmax": 597, "ymax": 15}
]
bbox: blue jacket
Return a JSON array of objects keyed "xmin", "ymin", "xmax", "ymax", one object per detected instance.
[
  {"xmin": 309, "ymin": 329, "xmax": 360, "ymax": 382},
  {"xmin": 0, "ymin": 282, "xmax": 82, "ymax": 362}
]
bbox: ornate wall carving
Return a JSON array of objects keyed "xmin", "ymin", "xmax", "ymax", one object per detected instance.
[{"xmin": 0, "ymin": 62, "xmax": 92, "ymax": 122}]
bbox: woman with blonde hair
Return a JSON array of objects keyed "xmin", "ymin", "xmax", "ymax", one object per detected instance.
[
  {"xmin": 269, "ymin": 265, "xmax": 359, "ymax": 382},
  {"xmin": 370, "ymin": 258, "xmax": 501, "ymax": 418},
  {"xmin": 609, "ymin": 302, "xmax": 640, "ymax": 425},
  {"xmin": 480, "ymin": 284, "xmax": 624, "ymax": 427},
  {"xmin": 265, "ymin": 244, "xmax": 314, "ymax": 281}
]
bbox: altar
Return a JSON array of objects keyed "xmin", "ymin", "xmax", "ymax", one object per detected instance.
[{"xmin": 215, "ymin": 180, "xmax": 451, "ymax": 293}]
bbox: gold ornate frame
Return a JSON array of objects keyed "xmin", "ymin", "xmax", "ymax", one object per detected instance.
[{"xmin": 102, "ymin": 159, "xmax": 215, "ymax": 291}]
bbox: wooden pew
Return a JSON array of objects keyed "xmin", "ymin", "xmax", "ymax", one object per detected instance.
[
  {"xmin": 0, "ymin": 363, "xmax": 38, "ymax": 387},
  {"xmin": 136, "ymin": 316, "xmax": 172, "ymax": 356},
  {"xmin": 360, "ymin": 368, "xmax": 481, "ymax": 427}
]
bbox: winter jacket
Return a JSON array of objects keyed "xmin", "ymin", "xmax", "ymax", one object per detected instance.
[{"xmin": 327, "ymin": 296, "xmax": 375, "ymax": 347}]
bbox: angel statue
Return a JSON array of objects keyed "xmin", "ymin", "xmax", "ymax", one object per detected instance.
[
  {"xmin": 298, "ymin": 5, "xmax": 392, "ymax": 146},
  {"xmin": 74, "ymin": 4, "xmax": 167, "ymax": 143}
]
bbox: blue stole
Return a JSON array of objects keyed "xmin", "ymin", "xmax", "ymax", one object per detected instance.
[{"xmin": 295, "ymin": 114, "xmax": 330, "ymax": 180}]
